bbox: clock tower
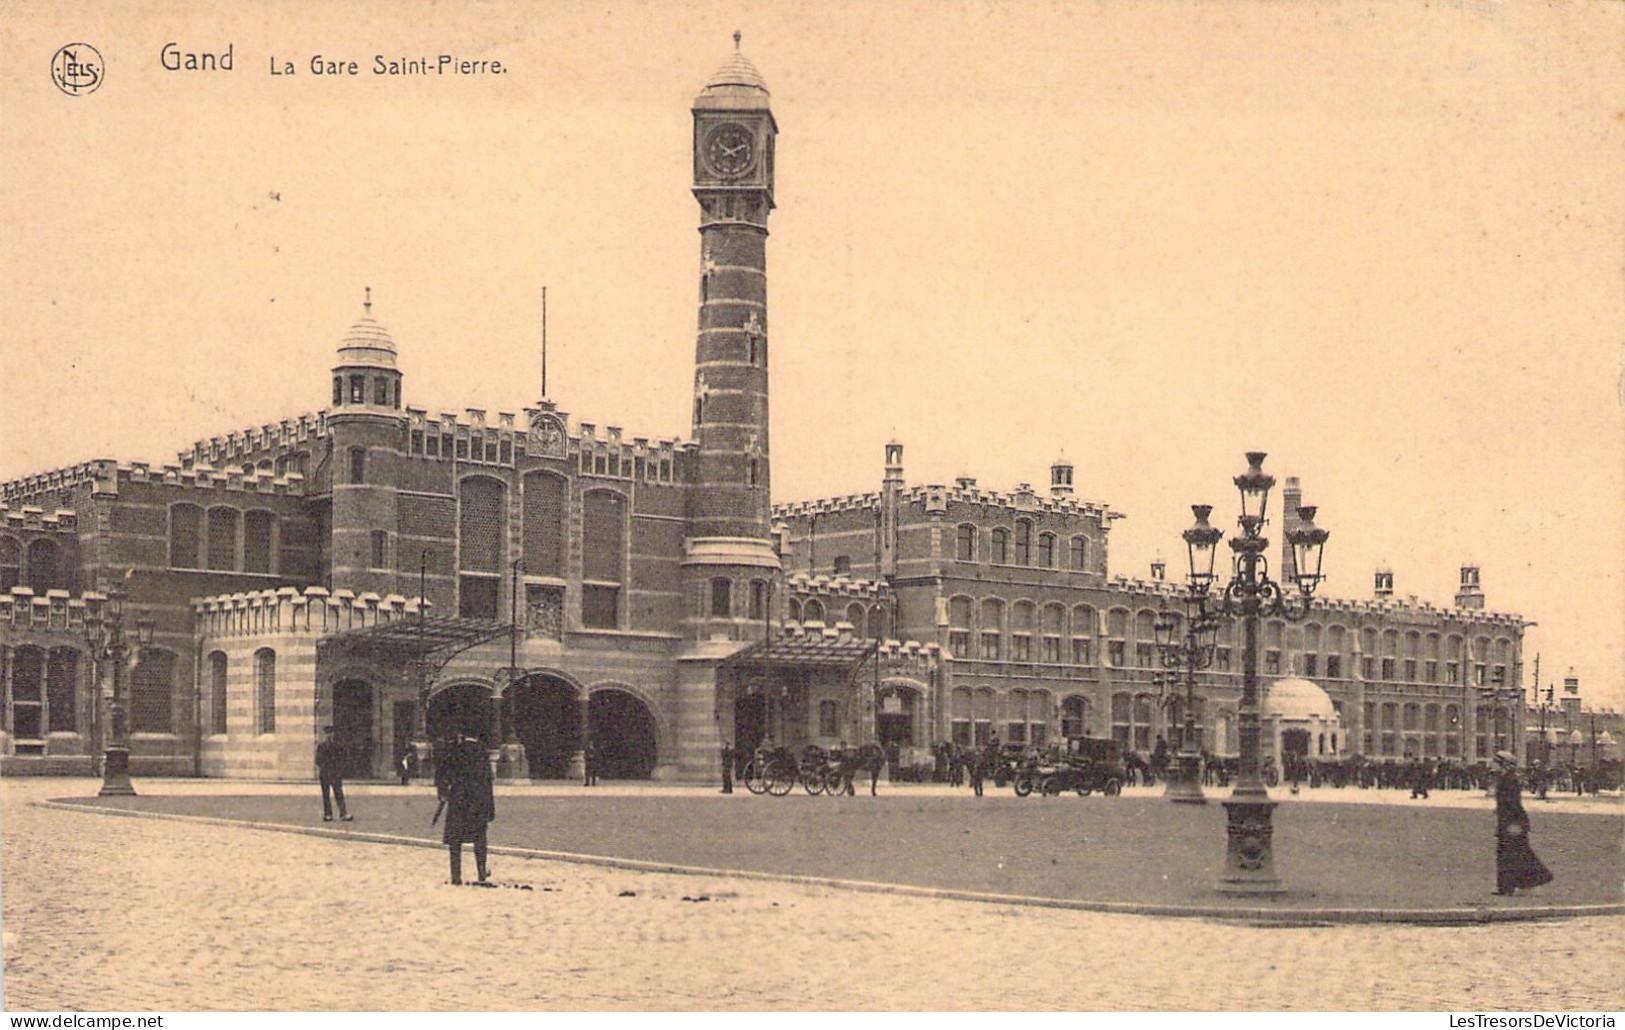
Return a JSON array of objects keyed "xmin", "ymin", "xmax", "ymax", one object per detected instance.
[{"xmin": 683, "ymin": 34, "xmax": 779, "ymax": 639}]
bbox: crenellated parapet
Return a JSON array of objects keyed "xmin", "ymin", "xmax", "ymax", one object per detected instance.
[
  {"xmin": 775, "ymin": 482, "xmax": 1122, "ymax": 522},
  {"xmin": 1, "ymin": 460, "xmax": 118, "ymax": 505},
  {"xmin": 1099, "ymin": 574, "xmax": 1525, "ymax": 629},
  {"xmin": 115, "ymin": 462, "xmax": 308, "ymax": 497},
  {"xmin": 0, "ymin": 505, "xmax": 79, "ymax": 534},
  {"xmin": 785, "ymin": 572, "xmax": 890, "ymax": 602},
  {"xmin": 193, "ymin": 586, "xmax": 431, "ymax": 641},
  {"xmin": 403, "ymin": 398, "xmax": 693, "ymax": 479},
  {"xmin": 0, "ymin": 587, "xmax": 101, "ymax": 634},
  {"xmin": 181, "ymin": 412, "xmax": 326, "ymax": 470}
]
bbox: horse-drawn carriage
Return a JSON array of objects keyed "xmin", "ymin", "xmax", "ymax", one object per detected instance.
[
  {"xmin": 1012, "ymin": 736, "xmax": 1125, "ymax": 798},
  {"xmin": 743, "ymin": 743, "xmax": 883, "ymax": 796}
]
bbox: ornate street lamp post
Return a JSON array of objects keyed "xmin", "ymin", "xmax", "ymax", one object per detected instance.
[
  {"xmin": 1153, "ymin": 605, "xmax": 1218, "ymax": 804},
  {"xmin": 83, "ymin": 588, "xmax": 156, "ymax": 797},
  {"xmin": 1181, "ymin": 452, "xmax": 1328, "ymax": 894}
]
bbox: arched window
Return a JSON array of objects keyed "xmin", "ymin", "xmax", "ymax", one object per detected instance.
[
  {"xmin": 955, "ymin": 524, "xmax": 977, "ymax": 562},
  {"xmin": 1041, "ymin": 603, "xmax": 1065, "ymax": 663},
  {"xmin": 1062, "ymin": 695, "xmax": 1089, "ymax": 738},
  {"xmin": 787, "ymin": 597, "xmax": 802, "ymax": 623},
  {"xmin": 1014, "ymin": 520, "xmax": 1032, "ymax": 565},
  {"xmin": 845, "ymin": 601, "xmax": 866, "ymax": 630},
  {"xmin": 1111, "ymin": 692, "xmax": 1132, "ymax": 748},
  {"xmin": 950, "ymin": 687, "xmax": 973, "ymax": 745},
  {"xmin": 255, "ymin": 648, "xmax": 277, "ymax": 734},
  {"xmin": 711, "ymin": 578, "xmax": 732, "ymax": 618},
  {"xmin": 978, "ymin": 599, "xmax": 1004, "ymax": 660},
  {"xmin": 1069, "ymin": 535, "xmax": 1088, "ymax": 571},
  {"xmin": 458, "ymin": 476, "xmax": 507, "ymax": 619},
  {"xmin": 948, "ymin": 596, "xmax": 972, "ymax": 658},
  {"xmin": 1071, "ymin": 604, "xmax": 1095, "ymax": 664},
  {"xmin": 990, "ymin": 528, "xmax": 1008, "ymax": 564},
  {"xmin": 8, "ymin": 647, "xmax": 44, "ymax": 738},
  {"xmin": 206, "ymin": 507, "xmax": 239, "ymax": 571},
  {"xmin": 1037, "ymin": 532, "xmax": 1055, "ymax": 568},
  {"xmin": 131, "ymin": 650, "xmax": 176, "ymax": 734},
  {"xmin": 169, "ymin": 504, "xmax": 202, "ymax": 569},
  {"xmin": 867, "ymin": 605, "xmax": 886, "ymax": 641},
  {"xmin": 974, "ymin": 688, "xmax": 996, "ymax": 745},
  {"xmin": 374, "ymin": 377, "xmax": 390, "ymax": 406},
  {"xmin": 1134, "ymin": 610, "xmax": 1157, "ymax": 668},
  {"xmin": 581, "ymin": 490, "xmax": 626, "ymax": 629},
  {"xmin": 1133, "ymin": 695, "xmax": 1155, "ymax": 751},
  {"xmin": 209, "ymin": 651, "xmax": 228, "ymax": 735},
  {"xmin": 244, "ymin": 511, "xmax": 275, "ymax": 574},
  {"xmin": 1010, "ymin": 601, "xmax": 1035, "ymax": 661},
  {"xmin": 802, "ymin": 598, "xmax": 825, "ymax": 624},
  {"xmin": 47, "ymin": 647, "xmax": 79, "ymax": 732},
  {"xmin": 0, "ymin": 537, "xmax": 19, "ymax": 591},
  {"xmin": 521, "ymin": 471, "xmax": 567, "ymax": 578},
  {"xmin": 749, "ymin": 580, "xmax": 768, "ymax": 621},
  {"xmin": 1106, "ymin": 607, "xmax": 1129, "ymax": 667},
  {"xmin": 24, "ymin": 539, "xmax": 61, "ymax": 592}
]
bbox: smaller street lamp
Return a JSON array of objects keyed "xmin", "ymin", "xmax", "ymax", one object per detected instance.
[
  {"xmin": 1153, "ymin": 604, "xmax": 1218, "ymax": 804},
  {"xmin": 83, "ymin": 588, "xmax": 156, "ymax": 797}
]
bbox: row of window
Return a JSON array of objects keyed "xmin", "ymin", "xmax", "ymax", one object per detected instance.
[
  {"xmin": 405, "ymin": 427, "xmax": 679, "ymax": 484},
  {"xmin": 785, "ymin": 596, "xmax": 888, "ymax": 637},
  {"xmin": 0, "ymin": 645, "xmax": 176, "ymax": 737},
  {"xmin": 168, "ymin": 505, "xmax": 279, "ymax": 573},
  {"xmin": 206, "ymin": 649, "xmax": 276, "ymax": 735},
  {"xmin": 710, "ymin": 578, "xmax": 772, "ymax": 620},
  {"xmin": 955, "ymin": 523, "xmax": 1090, "ymax": 570},
  {"xmin": 0, "ymin": 536, "xmax": 67, "ymax": 593},
  {"xmin": 333, "ymin": 373, "xmax": 401, "ymax": 409}
]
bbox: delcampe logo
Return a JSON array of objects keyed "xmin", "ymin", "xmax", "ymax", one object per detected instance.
[{"xmin": 51, "ymin": 43, "xmax": 104, "ymax": 96}]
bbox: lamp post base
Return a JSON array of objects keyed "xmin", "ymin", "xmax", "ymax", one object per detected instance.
[
  {"xmin": 98, "ymin": 746, "xmax": 136, "ymax": 797},
  {"xmin": 1163, "ymin": 750, "xmax": 1207, "ymax": 804},
  {"xmin": 1216, "ymin": 798, "xmax": 1284, "ymax": 894}
]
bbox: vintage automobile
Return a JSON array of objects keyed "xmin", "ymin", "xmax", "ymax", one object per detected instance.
[{"xmin": 1014, "ymin": 736, "xmax": 1125, "ymax": 797}]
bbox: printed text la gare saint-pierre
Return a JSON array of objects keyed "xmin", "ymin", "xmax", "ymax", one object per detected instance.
[{"xmin": 160, "ymin": 43, "xmax": 504, "ymax": 76}]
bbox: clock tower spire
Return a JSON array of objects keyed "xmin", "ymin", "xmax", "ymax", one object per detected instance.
[{"xmin": 683, "ymin": 37, "xmax": 779, "ymax": 640}]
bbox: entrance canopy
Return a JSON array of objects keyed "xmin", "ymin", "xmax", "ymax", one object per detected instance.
[
  {"xmin": 721, "ymin": 636, "xmax": 876, "ymax": 674},
  {"xmin": 320, "ymin": 616, "xmax": 509, "ymax": 676}
]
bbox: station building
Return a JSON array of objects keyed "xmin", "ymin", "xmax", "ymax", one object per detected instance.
[{"xmin": 0, "ymin": 43, "xmax": 1535, "ymax": 782}]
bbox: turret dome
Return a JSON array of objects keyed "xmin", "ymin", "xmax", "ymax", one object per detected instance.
[
  {"xmin": 695, "ymin": 32, "xmax": 771, "ymax": 111},
  {"xmin": 336, "ymin": 315, "xmax": 397, "ymax": 370}
]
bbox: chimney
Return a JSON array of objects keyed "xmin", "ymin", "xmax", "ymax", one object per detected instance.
[
  {"xmin": 1280, "ymin": 476, "xmax": 1303, "ymax": 584},
  {"xmin": 1374, "ymin": 567, "xmax": 1394, "ymax": 599},
  {"xmin": 1455, "ymin": 564, "xmax": 1485, "ymax": 609}
]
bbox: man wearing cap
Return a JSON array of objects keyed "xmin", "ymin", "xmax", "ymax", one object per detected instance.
[
  {"xmin": 315, "ymin": 725, "xmax": 353, "ymax": 822},
  {"xmin": 1493, "ymin": 750, "xmax": 1552, "ymax": 896}
]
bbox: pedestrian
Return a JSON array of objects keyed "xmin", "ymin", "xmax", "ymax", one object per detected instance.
[
  {"xmin": 1492, "ymin": 750, "xmax": 1552, "ymax": 896},
  {"xmin": 315, "ymin": 725, "xmax": 353, "ymax": 822},
  {"xmin": 397, "ymin": 748, "xmax": 413, "ymax": 787},
  {"xmin": 866, "ymin": 743, "xmax": 882, "ymax": 797},
  {"xmin": 436, "ymin": 731, "xmax": 495, "ymax": 885},
  {"xmin": 583, "ymin": 734, "xmax": 599, "ymax": 787},
  {"xmin": 719, "ymin": 739, "xmax": 734, "ymax": 794},
  {"xmin": 837, "ymin": 740, "xmax": 856, "ymax": 796},
  {"xmin": 968, "ymin": 749, "xmax": 984, "ymax": 797}
]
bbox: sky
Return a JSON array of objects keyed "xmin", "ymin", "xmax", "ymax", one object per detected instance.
[{"xmin": 3, "ymin": 1, "xmax": 1622, "ymax": 708}]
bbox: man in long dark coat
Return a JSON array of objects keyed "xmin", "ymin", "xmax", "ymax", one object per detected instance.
[
  {"xmin": 436, "ymin": 733, "xmax": 496, "ymax": 885},
  {"xmin": 719, "ymin": 740, "xmax": 734, "ymax": 794},
  {"xmin": 1493, "ymin": 750, "xmax": 1553, "ymax": 896},
  {"xmin": 316, "ymin": 725, "xmax": 353, "ymax": 822}
]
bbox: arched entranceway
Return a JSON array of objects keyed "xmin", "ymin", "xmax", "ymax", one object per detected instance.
[
  {"xmin": 428, "ymin": 682, "xmax": 493, "ymax": 745},
  {"xmin": 505, "ymin": 674, "xmax": 580, "ymax": 779},
  {"xmin": 733, "ymin": 692, "xmax": 766, "ymax": 757},
  {"xmin": 876, "ymin": 683, "xmax": 921, "ymax": 749},
  {"xmin": 331, "ymin": 679, "xmax": 375, "ymax": 778},
  {"xmin": 587, "ymin": 689, "xmax": 658, "ymax": 779}
]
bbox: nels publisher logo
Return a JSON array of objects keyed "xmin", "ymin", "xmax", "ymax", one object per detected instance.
[{"xmin": 51, "ymin": 43, "xmax": 104, "ymax": 96}]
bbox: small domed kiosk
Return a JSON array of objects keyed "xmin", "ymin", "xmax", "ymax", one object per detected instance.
[{"xmin": 1263, "ymin": 677, "xmax": 1343, "ymax": 766}]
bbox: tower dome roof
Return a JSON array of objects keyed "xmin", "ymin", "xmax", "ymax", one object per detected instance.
[
  {"xmin": 334, "ymin": 313, "xmax": 397, "ymax": 370},
  {"xmin": 1264, "ymin": 678, "xmax": 1337, "ymax": 721},
  {"xmin": 696, "ymin": 33, "xmax": 771, "ymax": 111}
]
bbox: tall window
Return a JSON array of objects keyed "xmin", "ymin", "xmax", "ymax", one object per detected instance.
[
  {"xmin": 370, "ymin": 530, "xmax": 388, "ymax": 570},
  {"xmin": 210, "ymin": 651, "xmax": 228, "ymax": 735},
  {"xmin": 802, "ymin": 598, "xmax": 825, "ymax": 624},
  {"xmin": 458, "ymin": 476, "xmax": 506, "ymax": 619},
  {"xmin": 374, "ymin": 377, "xmax": 390, "ymax": 405},
  {"xmin": 832, "ymin": 555, "xmax": 851, "ymax": 575},
  {"xmin": 131, "ymin": 650, "xmax": 176, "ymax": 734},
  {"xmin": 1041, "ymin": 604, "xmax": 1064, "ymax": 663},
  {"xmin": 47, "ymin": 647, "xmax": 78, "ymax": 732},
  {"xmin": 1010, "ymin": 602, "xmax": 1034, "ymax": 661},
  {"xmin": 244, "ymin": 511, "xmax": 275, "ymax": 574},
  {"xmin": 255, "ymin": 648, "xmax": 277, "ymax": 734},
  {"xmin": 206, "ymin": 507, "xmax": 239, "ymax": 571},
  {"xmin": 522, "ymin": 471, "xmax": 567, "ymax": 578},
  {"xmin": 169, "ymin": 504, "xmax": 202, "ymax": 569},
  {"xmin": 819, "ymin": 699, "xmax": 839, "ymax": 738},
  {"xmin": 582, "ymin": 490, "xmax": 626, "ymax": 628},
  {"xmin": 710, "ymin": 578, "xmax": 732, "ymax": 618},
  {"xmin": 1037, "ymin": 533, "xmax": 1055, "ymax": 568},
  {"xmin": 749, "ymin": 581, "xmax": 768, "ymax": 621},
  {"xmin": 349, "ymin": 447, "xmax": 366, "ymax": 484},
  {"xmin": 24, "ymin": 540, "xmax": 61, "ymax": 592},
  {"xmin": 0, "ymin": 537, "xmax": 19, "ymax": 591},
  {"xmin": 990, "ymin": 528, "xmax": 1008, "ymax": 564},
  {"xmin": 8, "ymin": 647, "xmax": 43, "ymax": 738},
  {"xmin": 979, "ymin": 599, "xmax": 1004, "ymax": 660},
  {"xmin": 955, "ymin": 524, "xmax": 977, "ymax": 562},
  {"xmin": 1014, "ymin": 520, "xmax": 1032, "ymax": 565},
  {"xmin": 1069, "ymin": 535, "xmax": 1088, "ymax": 571},
  {"xmin": 948, "ymin": 596, "xmax": 972, "ymax": 659}
]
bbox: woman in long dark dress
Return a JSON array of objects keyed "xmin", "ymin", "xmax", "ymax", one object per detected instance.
[
  {"xmin": 436, "ymin": 733, "xmax": 495, "ymax": 885},
  {"xmin": 1493, "ymin": 750, "xmax": 1553, "ymax": 896}
]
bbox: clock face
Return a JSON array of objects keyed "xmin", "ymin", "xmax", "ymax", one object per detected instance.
[{"xmin": 705, "ymin": 124, "xmax": 755, "ymax": 178}]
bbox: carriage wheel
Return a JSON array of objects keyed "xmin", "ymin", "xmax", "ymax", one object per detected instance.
[
  {"xmin": 825, "ymin": 769, "xmax": 848, "ymax": 796},
  {"xmin": 1076, "ymin": 786, "xmax": 1093, "ymax": 796},
  {"xmin": 767, "ymin": 765, "xmax": 794, "ymax": 796},
  {"xmin": 1040, "ymin": 776, "xmax": 1062, "ymax": 797},
  {"xmin": 1013, "ymin": 777, "xmax": 1034, "ymax": 797},
  {"xmin": 802, "ymin": 768, "xmax": 825, "ymax": 795},
  {"xmin": 743, "ymin": 760, "xmax": 768, "ymax": 795},
  {"xmin": 1104, "ymin": 778, "xmax": 1122, "ymax": 796}
]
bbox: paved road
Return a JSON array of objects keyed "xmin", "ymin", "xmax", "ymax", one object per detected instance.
[{"xmin": 3, "ymin": 778, "xmax": 1622, "ymax": 1011}]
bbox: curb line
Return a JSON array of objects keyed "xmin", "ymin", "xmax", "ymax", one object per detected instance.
[{"xmin": 34, "ymin": 799, "xmax": 1625, "ymax": 926}]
